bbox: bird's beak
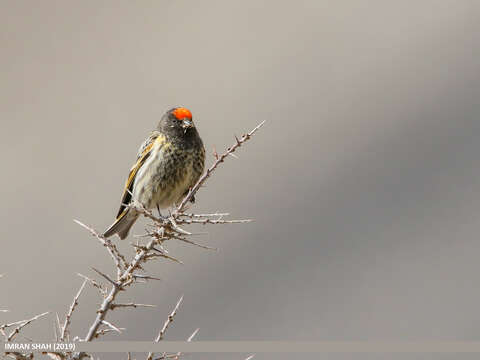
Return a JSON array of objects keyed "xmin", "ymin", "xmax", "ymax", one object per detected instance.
[{"xmin": 182, "ymin": 119, "xmax": 193, "ymax": 129}]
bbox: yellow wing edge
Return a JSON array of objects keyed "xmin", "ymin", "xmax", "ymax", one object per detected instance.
[{"xmin": 115, "ymin": 135, "xmax": 166, "ymax": 219}]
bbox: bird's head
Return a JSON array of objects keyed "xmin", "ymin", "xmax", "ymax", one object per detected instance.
[{"xmin": 158, "ymin": 107, "xmax": 196, "ymax": 134}]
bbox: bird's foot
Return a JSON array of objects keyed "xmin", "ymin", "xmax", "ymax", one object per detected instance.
[{"xmin": 156, "ymin": 205, "xmax": 167, "ymax": 220}]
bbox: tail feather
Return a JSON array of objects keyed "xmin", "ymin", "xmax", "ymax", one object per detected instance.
[{"xmin": 103, "ymin": 210, "xmax": 139, "ymax": 240}]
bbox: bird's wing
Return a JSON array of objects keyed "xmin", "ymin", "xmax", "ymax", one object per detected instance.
[{"xmin": 115, "ymin": 131, "xmax": 160, "ymax": 219}]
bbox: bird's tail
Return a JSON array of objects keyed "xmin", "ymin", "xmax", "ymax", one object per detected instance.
[{"xmin": 103, "ymin": 209, "xmax": 139, "ymax": 240}]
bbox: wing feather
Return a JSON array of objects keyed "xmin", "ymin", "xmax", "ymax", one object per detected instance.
[{"xmin": 115, "ymin": 132, "xmax": 160, "ymax": 219}]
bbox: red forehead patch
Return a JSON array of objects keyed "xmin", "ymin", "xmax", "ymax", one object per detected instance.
[{"xmin": 172, "ymin": 107, "xmax": 192, "ymax": 120}]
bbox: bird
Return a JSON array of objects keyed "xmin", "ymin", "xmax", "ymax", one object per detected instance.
[{"xmin": 103, "ymin": 107, "xmax": 205, "ymax": 239}]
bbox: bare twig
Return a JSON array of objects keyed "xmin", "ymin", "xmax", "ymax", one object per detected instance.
[
  {"xmin": 53, "ymin": 320, "xmax": 58, "ymax": 342},
  {"xmin": 154, "ymin": 296, "xmax": 183, "ymax": 342},
  {"xmin": 167, "ymin": 217, "xmax": 192, "ymax": 236},
  {"xmin": 80, "ymin": 238, "xmax": 158, "ymax": 346},
  {"xmin": 179, "ymin": 212, "xmax": 230, "ymax": 218},
  {"xmin": 91, "ymin": 267, "xmax": 118, "ymax": 287},
  {"xmin": 152, "ymin": 355, "xmax": 179, "ymax": 360},
  {"xmin": 55, "ymin": 313, "xmax": 62, "ymax": 340},
  {"xmin": 175, "ymin": 120, "xmax": 265, "ymax": 212},
  {"xmin": 110, "ymin": 303, "xmax": 156, "ymax": 310},
  {"xmin": 186, "ymin": 328, "xmax": 199, "ymax": 342},
  {"xmin": 176, "ymin": 218, "xmax": 252, "ymax": 225},
  {"xmin": 93, "ymin": 327, "xmax": 126, "ymax": 339},
  {"xmin": 146, "ymin": 296, "xmax": 183, "ymax": 360},
  {"xmin": 70, "ymin": 122, "xmax": 264, "ymax": 360},
  {"xmin": 4, "ymin": 312, "xmax": 49, "ymax": 342},
  {"xmin": 77, "ymin": 273, "xmax": 107, "ymax": 297},
  {"xmin": 132, "ymin": 274, "xmax": 162, "ymax": 282},
  {"xmin": 171, "ymin": 235, "xmax": 217, "ymax": 251},
  {"xmin": 101, "ymin": 320, "xmax": 122, "ymax": 334},
  {"xmin": 172, "ymin": 327, "xmax": 200, "ymax": 360},
  {"xmin": 60, "ymin": 279, "xmax": 87, "ymax": 341},
  {"xmin": 74, "ymin": 219, "xmax": 127, "ymax": 278},
  {"xmin": 1, "ymin": 316, "xmax": 42, "ymax": 332},
  {"xmin": 132, "ymin": 244, "xmax": 184, "ymax": 265}
]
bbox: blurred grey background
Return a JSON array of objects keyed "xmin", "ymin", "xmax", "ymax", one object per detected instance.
[{"xmin": 1, "ymin": 0, "xmax": 480, "ymax": 359}]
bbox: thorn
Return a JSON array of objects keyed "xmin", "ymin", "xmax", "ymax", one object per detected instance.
[
  {"xmin": 101, "ymin": 320, "xmax": 123, "ymax": 334},
  {"xmin": 110, "ymin": 303, "xmax": 156, "ymax": 309},
  {"xmin": 169, "ymin": 217, "xmax": 192, "ymax": 235},
  {"xmin": 187, "ymin": 328, "xmax": 200, "ymax": 341},
  {"xmin": 77, "ymin": 273, "xmax": 107, "ymax": 296},
  {"xmin": 91, "ymin": 267, "xmax": 118, "ymax": 287},
  {"xmin": 132, "ymin": 274, "xmax": 162, "ymax": 281},
  {"xmin": 4, "ymin": 311, "xmax": 50, "ymax": 341},
  {"xmin": 174, "ymin": 236, "xmax": 218, "ymax": 251}
]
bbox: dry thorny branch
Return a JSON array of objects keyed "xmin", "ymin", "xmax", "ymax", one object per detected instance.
[{"xmin": 2, "ymin": 122, "xmax": 264, "ymax": 360}]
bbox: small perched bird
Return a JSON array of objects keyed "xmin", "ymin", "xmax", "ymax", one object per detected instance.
[{"xmin": 104, "ymin": 107, "xmax": 205, "ymax": 239}]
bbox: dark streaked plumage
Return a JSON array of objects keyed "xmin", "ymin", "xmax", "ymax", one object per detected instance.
[{"xmin": 104, "ymin": 107, "xmax": 205, "ymax": 239}]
